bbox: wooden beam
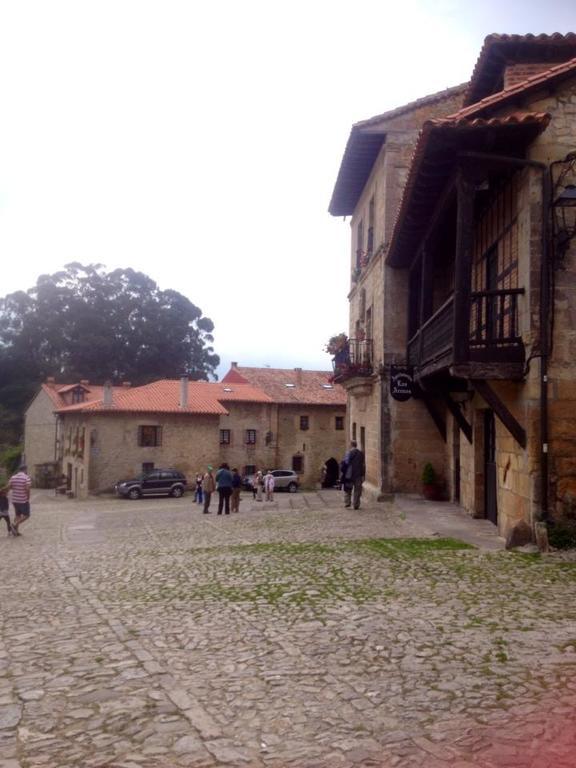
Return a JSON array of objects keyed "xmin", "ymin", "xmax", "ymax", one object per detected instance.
[
  {"xmin": 472, "ymin": 379, "xmax": 527, "ymax": 448},
  {"xmin": 420, "ymin": 393, "xmax": 447, "ymax": 442},
  {"xmin": 452, "ymin": 171, "xmax": 476, "ymax": 364},
  {"xmin": 443, "ymin": 395, "xmax": 473, "ymax": 444}
]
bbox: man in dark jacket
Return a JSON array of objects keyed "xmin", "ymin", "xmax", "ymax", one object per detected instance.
[{"xmin": 341, "ymin": 441, "xmax": 365, "ymax": 510}]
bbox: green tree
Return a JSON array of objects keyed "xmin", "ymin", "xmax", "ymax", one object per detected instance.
[{"xmin": 0, "ymin": 263, "xmax": 220, "ymax": 438}]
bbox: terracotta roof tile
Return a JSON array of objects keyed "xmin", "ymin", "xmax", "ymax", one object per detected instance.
[
  {"xmin": 222, "ymin": 367, "xmax": 347, "ymax": 406},
  {"xmin": 41, "ymin": 382, "xmax": 122, "ymax": 409},
  {"xmin": 55, "ymin": 379, "xmax": 272, "ymax": 416},
  {"xmin": 465, "ymin": 32, "xmax": 576, "ymax": 106},
  {"xmin": 450, "ymin": 56, "xmax": 576, "ymax": 120}
]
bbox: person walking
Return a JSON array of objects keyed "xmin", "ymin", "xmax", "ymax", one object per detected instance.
[
  {"xmin": 202, "ymin": 466, "xmax": 215, "ymax": 514},
  {"xmin": 254, "ymin": 470, "xmax": 264, "ymax": 502},
  {"xmin": 215, "ymin": 463, "xmax": 233, "ymax": 515},
  {"xmin": 341, "ymin": 441, "xmax": 365, "ymax": 510},
  {"xmin": 264, "ymin": 470, "xmax": 275, "ymax": 502},
  {"xmin": 231, "ymin": 468, "xmax": 242, "ymax": 513},
  {"xmin": 9, "ymin": 464, "xmax": 32, "ymax": 536},
  {"xmin": 0, "ymin": 486, "xmax": 13, "ymax": 536},
  {"xmin": 194, "ymin": 474, "xmax": 203, "ymax": 505}
]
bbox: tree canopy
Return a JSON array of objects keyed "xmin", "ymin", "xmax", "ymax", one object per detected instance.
[{"xmin": 0, "ymin": 263, "xmax": 220, "ymax": 442}]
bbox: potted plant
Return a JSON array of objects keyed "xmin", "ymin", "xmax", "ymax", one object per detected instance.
[
  {"xmin": 325, "ymin": 333, "xmax": 348, "ymax": 356},
  {"xmin": 422, "ymin": 462, "xmax": 440, "ymax": 500}
]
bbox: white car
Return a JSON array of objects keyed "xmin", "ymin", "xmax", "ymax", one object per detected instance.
[{"xmin": 243, "ymin": 470, "xmax": 299, "ymax": 493}]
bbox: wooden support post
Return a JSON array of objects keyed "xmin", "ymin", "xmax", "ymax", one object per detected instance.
[
  {"xmin": 472, "ymin": 379, "xmax": 527, "ymax": 448},
  {"xmin": 453, "ymin": 171, "xmax": 475, "ymax": 364},
  {"xmin": 420, "ymin": 394, "xmax": 447, "ymax": 442},
  {"xmin": 443, "ymin": 395, "xmax": 473, "ymax": 444}
]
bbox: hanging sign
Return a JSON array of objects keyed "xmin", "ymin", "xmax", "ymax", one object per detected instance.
[{"xmin": 390, "ymin": 366, "xmax": 413, "ymax": 401}]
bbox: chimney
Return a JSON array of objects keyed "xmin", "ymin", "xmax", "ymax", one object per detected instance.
[
  {"xmin": 231, "ymin": 361, "xmax": 238, "ymax": 368},
  {"xmin": 294, "ymin": 367, "xmax": 303, "ymax": 385},
  {"xmin": 179, "ymin": 376, "xmax": 189, "ymax": 408},
  {"xmin": 45, "ymin": 377, "xmax": 56, "ymax": 386},
  {"xmin": 80, "ymin": 379, "xmax": 90, "ymax": 386},
  {"xmin": 122, "ymin": 381, "xmax": 131, "ymax": 388},
  {"xmin": 103, "ymin": 381, "xmax": 113, "ymax": 407}
]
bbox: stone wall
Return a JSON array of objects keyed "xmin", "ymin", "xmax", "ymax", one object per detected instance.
[
  {"xmin": 61, "ymin": 413, "xmax": 220, "ymax": 498},
  {"xmin": 344, "ymin": 89, "xmax": 464, "ymax": 498},
  {"xmin": 24, "ymin": 390, "xmax": 58, "ymax": 482}
]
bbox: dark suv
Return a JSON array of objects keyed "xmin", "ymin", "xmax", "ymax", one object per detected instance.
[{"xmin": 115, "ymin": 469, "xmax": 187, "ymax": 499}]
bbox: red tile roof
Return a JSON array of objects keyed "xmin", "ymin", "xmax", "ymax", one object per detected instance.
[
  {"xmin": 386, "ymin": 112, "xmax": 551, "ymax": 268},
  {"xmin": 450, "ymin": 56, "xmax": 576, "ymax": 121},
  {"xmin": 464, "ymin": 33, "xmax": 576, "ymax": 106},
  {"xmin": 222, "ymin": 367, "xmax": 347, "ymax": 406},
  {"xmin": 41, "ymin": 382, "xmax": 123, "ymax": 409},
  {"xmin": 55, "ymin": 379, "xmax": 272, "ymax": 416}
]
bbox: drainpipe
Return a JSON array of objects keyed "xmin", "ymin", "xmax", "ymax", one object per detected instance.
[{"xmin": 459, "ymin": 151, "xmax": 550, "ymax": 522}]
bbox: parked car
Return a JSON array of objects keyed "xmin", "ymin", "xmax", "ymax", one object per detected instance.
[
  {"xmin": 242, "ymin": 470, "xmax": 299, "ymax": 493},
  {"xmin": 115, "ymin": 469, "xmax": 187, "ymax": 499}
]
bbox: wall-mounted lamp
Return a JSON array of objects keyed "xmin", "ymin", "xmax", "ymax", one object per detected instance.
[{"xmin": 551, "ymin": 153, "xmax": 576, "ymax": 261}]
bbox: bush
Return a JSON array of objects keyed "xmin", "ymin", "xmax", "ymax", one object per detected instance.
[
  {"xmin": 0, "ymin": 445, "xmax": 22, "ymax": 475},
  {"xmin": 548, "ymin": 519, "xmax": 576, "ymax": 550}
]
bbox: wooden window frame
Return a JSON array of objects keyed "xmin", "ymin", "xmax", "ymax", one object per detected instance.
[{"xmin": 137, "ymin": 425, "xmax": 163, "ymax": 447}]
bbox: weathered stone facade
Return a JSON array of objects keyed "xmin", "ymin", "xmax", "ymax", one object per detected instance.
[
  {"xmin": 331, "ymin": 34, "xmax": 576, "ymax": 539},
  {"xmin": 55, "ymin": 372, "xmax": 346, "ymax": 498}
]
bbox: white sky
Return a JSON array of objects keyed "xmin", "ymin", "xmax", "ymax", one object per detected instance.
[{"xmin": 0, "ymin": 0, "xmax": 574, "ymax": 379}]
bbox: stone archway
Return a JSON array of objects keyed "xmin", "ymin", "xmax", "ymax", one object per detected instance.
[{"xmin": 323, "ymin": 457, "xmax": 340, "ymax": 488}]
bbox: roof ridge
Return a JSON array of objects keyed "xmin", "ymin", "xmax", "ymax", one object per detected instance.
[
  {"xmin": 354, "ymin": 82, "xmax": 468, "ymax": 129},
  {"xmin": 451, "ymin": 55, "xmax": 576, "ymax": 120},
  {"xmin": 465, "ymin": 32, "xmax": 576, "ymax": 106}
]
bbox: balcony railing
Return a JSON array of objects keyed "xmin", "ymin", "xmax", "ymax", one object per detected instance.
[
  {"xmin": 408, "ymin": 288, "xmax": 524, "ymax": 375},
  {"xmin": 332, "ymin": 338, "xmax": 373, "ymax": 382}
]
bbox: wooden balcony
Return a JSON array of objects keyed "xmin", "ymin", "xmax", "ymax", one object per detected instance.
[
  {"xmin": 408, "ymin": 288, "xmax": 525, "ymax": 381},
  {"xmin": 332, "ymin": 338, "xmax": 374, "ymax": 386}
]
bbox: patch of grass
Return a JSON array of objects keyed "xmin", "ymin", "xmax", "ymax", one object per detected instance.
[{"xmin": 358, "ymin": 537, "xmax": 475, "ymax": 556}]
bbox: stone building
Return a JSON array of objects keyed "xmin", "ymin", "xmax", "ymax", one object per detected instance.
[
  {"xmin": 222, "ymin": 364, "xmax": 347, "ymax": 488},
  {"xmin": 24, "ymin": 379, "xmax": 128, "ymax": 485},
  {"xmin": 53, "ymin": 367, "xmax": 346, "ymax": 497},
  {"xmin": 330, "ymin": 32, "xmax": 576, "ymax": 538}
]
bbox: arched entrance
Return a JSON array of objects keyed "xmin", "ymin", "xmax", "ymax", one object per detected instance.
[{"xmin": 322, "ymin": 457, "xmax": 339, "ymax": 488}]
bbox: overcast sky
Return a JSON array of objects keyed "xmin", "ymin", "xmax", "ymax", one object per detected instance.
[{"xmin": 0, "ymin": 0, "xmax": 574, "ymax": 378}]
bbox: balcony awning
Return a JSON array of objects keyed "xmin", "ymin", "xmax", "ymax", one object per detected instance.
[{"xmin": 386, "ymin": 112, "xmax": 551, "ymax": 268}]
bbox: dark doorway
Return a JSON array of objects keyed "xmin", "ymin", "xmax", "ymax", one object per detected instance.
[
  {"xmin": 323, "ymin": 457, "xmax": 339, "ymax": 488},
  {"xmin": 453, "ymin": 423, "xmax": 460, "ymax": 504},
  {"xmin": 484, "ymin": 410, "xmax": 498, "ymax": 525}
]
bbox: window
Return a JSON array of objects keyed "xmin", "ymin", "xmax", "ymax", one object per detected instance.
[
  {"xmin": 335, "ymin": 416, "xmax": 344, "ymax": 431},
  {"xmin": 367, "ymin": 196, "xmax": 375, "ymax": 256},
  {"xmin": 360, "ymin": 426, "xmax": 366, "ymax": 453},
  {"xmin": 292, "ymin": 455, "xmax": 304, "ymax": 473},
  {"xmin": 138, "ymin": 425, "xmax": 162, "ymax": 447},
  {"xmin": 245, "ymin": 429, "xmax": 257, "ymax": 445},
  {"xmin": 142, "ymin": 462, "xmax": 155, "ymax": 474},
  {"xmin": 352, "ymin": 422, "xmax": 357, "ymax": 441},
  {"xmin": 356, "ymin": 219, "xmax": 364, "ymax": 268},
  {"xmin": 220, "ymin": 429, "xmax": 231, "ymax": 445},
  {"xmin": 244, "ymin": 464, "xmax": 256, "ymax": 475},
  {"xmin": 72, "ymin": 386, "xmax": 86, "ymax": 404},
  {"xmin": 300, "ymin": 415, "xmax": 309, "ymax": 431}
]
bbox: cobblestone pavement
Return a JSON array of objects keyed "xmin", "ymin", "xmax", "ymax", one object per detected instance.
[{"xmin": 1, "ymin": 489, "xmax": 576, "ymax": 768}]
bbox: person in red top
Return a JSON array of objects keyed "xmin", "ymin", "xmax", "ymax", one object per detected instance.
[{"xmin": 9, "ymin": 464, "xmax": 32, "ymax": 536}]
